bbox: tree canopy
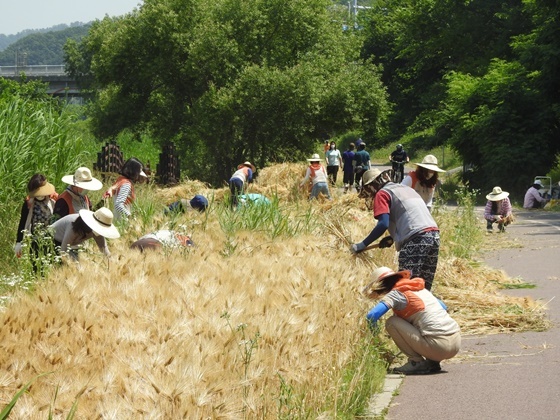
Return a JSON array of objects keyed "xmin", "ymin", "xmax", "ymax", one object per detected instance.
[
  {"xmin": 360, "ymin": 0, "xmax": 559, "ymax": 195},
  {"xmin": 65, "ymin": 0, "xmax": 389, "ymax": 185}
]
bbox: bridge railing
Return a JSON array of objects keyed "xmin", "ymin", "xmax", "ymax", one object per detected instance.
[{"xmin": 0, "ymin": 65, "xmax": 66, "ymax": 77}]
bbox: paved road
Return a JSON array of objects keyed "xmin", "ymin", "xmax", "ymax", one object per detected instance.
[{"xmin": 385, "ymin": 209, "xmax": 560, "ymax": 420}]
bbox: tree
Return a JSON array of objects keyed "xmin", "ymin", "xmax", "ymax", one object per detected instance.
[
  {"xmin": 360, "ymin": 0, "xmax": 530, "ymax": 145},
  {"xmin": 65, "ymin": 0, "xmax": 389, "ymax": 185},
  {"xmin": 436, "ymin": 0, "xmax": 560, "ymax": 196}
]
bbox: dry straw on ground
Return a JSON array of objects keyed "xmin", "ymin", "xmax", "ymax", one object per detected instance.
[{"xmin": 0, "ymin": 164, "xmax": 549, "ymax": 417}]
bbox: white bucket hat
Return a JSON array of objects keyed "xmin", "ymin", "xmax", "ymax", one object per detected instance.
[
  {"xmin": 486, "ymin": 186, "xmax": 509, "ymax": 201},
  {"xmin": 62, "ymin": 167, "xmax": 103, "ymax": 191},
  {"xmin": 415, "ymin": 155, "xmax": 445, "ymax": 173},
  {"xmin": 79, "ymin": 208, "xmax": 120, "ymax": 239},
  {"xmin": 307, "ymin": 153, "xmax": 322, "ymax": 162}
]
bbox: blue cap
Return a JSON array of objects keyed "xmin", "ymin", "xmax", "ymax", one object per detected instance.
[{"xmin": 189, "ymin": 195, "xmax": 208, "ymax": 212}]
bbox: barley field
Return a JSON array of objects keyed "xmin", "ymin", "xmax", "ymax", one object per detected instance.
[{"xmin": 0, "ymin": 163, "xmax": 548, "ymax": 418}]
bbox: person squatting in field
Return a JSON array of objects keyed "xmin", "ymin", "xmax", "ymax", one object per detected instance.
[
  {"xmin": 351, "ymin": 168, "xmax": 440, "ymax": 290},
  {"xmin": 362, "ymin": 267, "xmax": 461, "ymax": 375},
  {"xmin": 229, "ymin": 161, "xmax": 255, "ymax": 208},
  {"xmin": 484, "ymin": 186, "xmax": 514, "ymax": 233},
  {"xmin": 103, "ymin": 157, "xmax": 147, "ymax": 221},
  {"xmin": 299, "ymin": 153, "xmax": 332, "ymax": 200},
  {"xmin": 53, "ymin": 167, "xmax": 103, "ymax": 221},
  {"xmin": 49, "ymin": 207, "xmax": 120, "ymax": 261}
]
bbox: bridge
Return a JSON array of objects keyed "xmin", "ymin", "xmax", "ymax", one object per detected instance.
[{"xmin": 0, "ymin": 65, "xmax": 82, "ymax": 102}]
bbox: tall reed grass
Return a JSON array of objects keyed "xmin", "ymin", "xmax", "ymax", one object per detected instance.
[{"xmin": 0, "ymin": 97, "xmax": 96, "ymax": 274}]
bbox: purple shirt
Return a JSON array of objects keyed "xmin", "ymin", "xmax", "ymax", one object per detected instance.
[{"xmin": 484, "ymin": 198, "xmax": 512, "ymax": 221}]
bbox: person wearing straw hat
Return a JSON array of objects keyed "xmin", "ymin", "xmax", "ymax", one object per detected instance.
[
  {"xmin": 103, "ymin": 157, "xmax": 147, "ymax": 221},
  {"xmin": 229, "ymin": 161, "xmax": 256, "ymax": 208},
  {"xmin": 49, "ymin": 207, "xmax": 120, "ymax": 261},
  {"xmin": 484, "ymin": 186, "xmax": 513, "ymax": 233},
  {"xmin": 362, "ymin": 267, "xmax": 461, "ymax": 375},
  {"xmin": 523, "ymin": 179, "xmax": 549, "ymax": 209},
  {"xmin": 14, "ymin": 173, "xmax": 58, "ymax": 259},
  {"xmin": 401, "ymin": 154, "xmax": 446, "ymax": 212},
  {"xmin": 299, "ymin": 153, "xmax": 332, "ymax": 200},
  {"xmin": 350, "ymin": 168, "xmax": 440, "ymax": 290},
  {"xmin": 53, "ymin": 167, "xmax": 103, "ymax": 221}
]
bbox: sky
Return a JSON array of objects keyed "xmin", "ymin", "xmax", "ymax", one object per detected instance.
[{"xmin": 0, "ymin": 0, "xmax": 144, "ymax": 36}]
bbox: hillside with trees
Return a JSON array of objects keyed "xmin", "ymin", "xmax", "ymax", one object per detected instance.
[{"xmin": 0, "ymin": 24, "xmax": 90, "ymax": 65}]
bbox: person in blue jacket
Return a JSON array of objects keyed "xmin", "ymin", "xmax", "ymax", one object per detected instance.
[{"xmin": 362, "ymin": 266, "xmax": 461, "ymax": 375}]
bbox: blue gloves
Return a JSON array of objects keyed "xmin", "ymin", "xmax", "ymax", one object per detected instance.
[
  {"xmin": 350, "ymin": 242, "xmax": 366, "ymax": 254},
  {"xmin": 365, "ymin": 302, "xmax": 390, "ymax": 333}
]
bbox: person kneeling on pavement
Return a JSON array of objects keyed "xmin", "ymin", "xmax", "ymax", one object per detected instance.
[
  {"xmin": 484, "ymin": 186, "xmax": 513, "ymax": 233},
  {"xmin": 363, "ymin": 267, "xmax": 461, "ymax": 375}
]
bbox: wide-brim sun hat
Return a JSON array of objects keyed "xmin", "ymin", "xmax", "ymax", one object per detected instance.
[
  {"xmin": 237, "ymin": 161, "xmax": 256, "ymax": 172},
  {"xmin": 415, "ymin": 154, "xmax": 445, "ymax": 173},
  {"xmin": 306, "ymin": 153, "xmax": 322, "ymax": 162},
  {"xmin": 79, "ymin": 208, "xmax": 120, "ymax": 239},
  {"xmin": 62, "ymin": 167, "xmax": 103, "ymax": 191},
  {"xmin": 362, "ymin": 168, "xmax": 383, "ymax": 186},
  {"xmin": 362, "ymin": 266, "xmax": 411, "ymax": 299},
  {"xmin": 486, "ymin": 186, "xmax": 509, "ymax": 201},
  {"xmin": 31, "ymin": 182, "xmax": 56, "ymax": 197}
]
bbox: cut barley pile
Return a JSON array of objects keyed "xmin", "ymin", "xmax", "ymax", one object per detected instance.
[{"xmin": 0, "ymin": 163, "xmax": 549, "ymax": 417}]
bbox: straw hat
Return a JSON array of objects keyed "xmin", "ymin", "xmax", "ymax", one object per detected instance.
[
  {"xmin": 306, "ymin": 153, "xmax": 322, "ymax": 162},
  {"xmin": 62, "ymin": 167, "xmax": 103, "ymax": 191},
  {"xmin": 30, "ymin": 181, "xmax": 56, "ymax": 197},
  {"xmin": 79, "ymin": 208, "xmax": 120, "ymax": 239},
  {"xmin": 237, "ymin": 161, "xmax": 256, "ymax": 172},
  {"xmin": 362, "ymin": 267, "xmax": 411, "ymax": 299},
  {"xmin": 416, "ymin": 155, "xmax": 445, "ymax": 173},
  {"xmin": 486, "ymin": 186, "xmax": 509, "ymax": 201},
  {"xmin": 362, "ymin": 168, "xmax": 382, "ymax": 186}
]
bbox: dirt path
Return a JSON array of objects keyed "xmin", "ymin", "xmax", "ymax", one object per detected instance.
[{"xmin": 385, "ymin": 209, "xmax": 560, "ymax": 420}]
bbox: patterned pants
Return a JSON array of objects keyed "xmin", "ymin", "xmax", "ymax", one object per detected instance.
[{"xmin": 398, "ymin": 230, "xmax": 440, "ymax": 290}]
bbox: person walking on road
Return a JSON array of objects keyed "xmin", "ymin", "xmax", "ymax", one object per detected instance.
[
  {"xmin": 300, "ymin": 153, "xmax": 331, "ymax": 200},
  {"xmin": 523, "ymin": 180, "xmax": 548, "ymax": 209},
  {"xmin": 401, "ymin": 155, "xmax": 445, "ymax": 212},
  {"xmin": 353, "ymin": 142, "xmax": 371, "ymax": 193},
  {"xmin": 351, "ymin": 168, "xmax": 440, "ymax": 290},
  {"xmin": 342, "ymin": 142, "xmax": 356, "ymax": 193},
  {"xmin": 484, "ymin": 186, "xmax": 514, "ymax": 233},
  {"xmin": 325, "ymin": 141, "xmax": 342, "ymax": 186},
  {"xmin": 362, "ymin": 266, "xmax": 461, "ymax": 375}
]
